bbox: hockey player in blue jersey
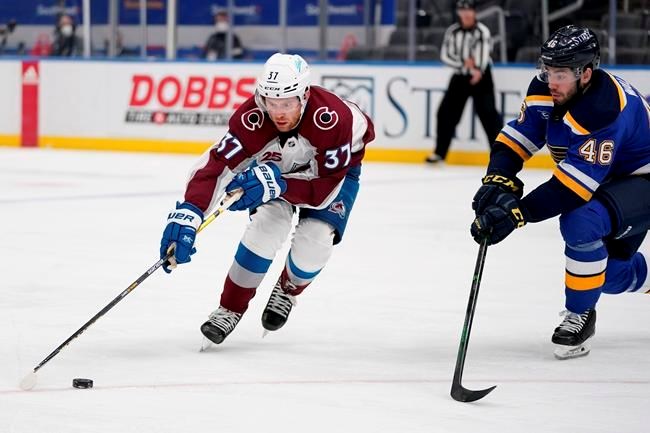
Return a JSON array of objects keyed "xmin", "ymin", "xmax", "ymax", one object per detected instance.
[{"xmin": 470, "ymin": 25, "xmax": 650, "ymax": 359}]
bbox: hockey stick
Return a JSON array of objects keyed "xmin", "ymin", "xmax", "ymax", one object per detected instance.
[
  {"xmin": 19, "ymin": 189, "xmax": 243, "ymax": 391},
  {"xmin": 450, "ymin": 237, "xmax": 496, "ymax": 402}
]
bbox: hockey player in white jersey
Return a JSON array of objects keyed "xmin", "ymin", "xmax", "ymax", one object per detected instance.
[{"xmin": 159, "ymin": 53, "xmax": 375, "ymax": 346}]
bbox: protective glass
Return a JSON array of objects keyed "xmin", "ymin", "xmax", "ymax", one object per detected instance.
[{"xmin": 537, "ymin": 62, "xmax": 582, "ymax": 84}]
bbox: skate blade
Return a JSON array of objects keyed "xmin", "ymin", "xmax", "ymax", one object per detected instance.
[
  {"xmin": 262, "ymin": 329, "xmax": 270, "ymax": 339},
  {"xmin": 199, "ymin": 337, "xmax": 213, "ymax": 352},
  {"xmin": 554, "ymin": 343, "xmax": 591, "ymax": 360}
]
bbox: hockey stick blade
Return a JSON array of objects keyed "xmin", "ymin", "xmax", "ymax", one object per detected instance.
[
  {"xmin": 450, "ymin": 238, "xmax": 496, "ymax": 402},
  {"xmin": 451, "ymin": 382, "xmax": 496, "ymax": 402}
]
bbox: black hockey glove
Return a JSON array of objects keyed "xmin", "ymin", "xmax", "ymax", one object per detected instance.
[
  {"xmin": 472, "ymin": 172, "xmax": 524, "ymax": 215},
  {"xmin": 471, "ymin": 192, "xmax": 527, "ymax": 245}
]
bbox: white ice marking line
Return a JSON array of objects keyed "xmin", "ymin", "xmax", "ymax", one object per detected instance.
[{"xmin": 3, "ymin": 377, "xmax": 650, "ymax": 394}]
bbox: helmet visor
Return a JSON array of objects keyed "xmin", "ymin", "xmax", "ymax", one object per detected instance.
[
  {"xmin": 264, "ymin": 96, "xmax": 302, "ymax": 113},
  {"xmin": 537, "ymin": 61, "xmax": 582, "ymax": 84}
]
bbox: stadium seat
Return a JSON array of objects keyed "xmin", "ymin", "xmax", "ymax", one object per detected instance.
[
  {"xmin": 514, "ymin": 45, "xmax": 540, "ymax": 63},
  {"xmin": 345, "ymin": 46, "xmax": 381, "ymax": 61},
  {"xmin": 601, "ymin": 13, "xmax": 643, "ymax": 29},
  {"xmin": 616, "ymin": 47, "xmax": 649, "ymax": 65}
]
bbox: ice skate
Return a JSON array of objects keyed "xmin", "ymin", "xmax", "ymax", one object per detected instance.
[
  {"xmin": 261, "ymin": 279, "xmax": 297, "ymax": 335},
  {"xmin": 424, "ymin": 153, "xmax": 444, "ymax": 164},
  {"xmin": 199, "ymin": 306, "xmax": 242, "ymax": 349},
  {"xmin": 552, "ymin": 309, "xmax": 596, "ymax": 360}
]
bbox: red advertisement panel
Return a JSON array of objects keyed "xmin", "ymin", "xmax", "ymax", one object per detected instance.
[{"xmin": 21, "ymin": 61, "xmax": 39, "ymax": 147}]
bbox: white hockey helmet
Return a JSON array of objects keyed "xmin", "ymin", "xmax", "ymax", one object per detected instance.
[{"xmin": 255, "ymin": 53, "xmax": 311, "ymax": 111}]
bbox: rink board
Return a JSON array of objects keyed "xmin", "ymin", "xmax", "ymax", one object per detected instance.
[{"xmin": 1, "ymin": 58, "xmax": 649, "ymax": 166}]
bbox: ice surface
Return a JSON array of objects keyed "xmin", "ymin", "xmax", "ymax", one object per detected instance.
[{"xmin": 1, "ymin": 148, "xmax": 649, "ymax": 433}]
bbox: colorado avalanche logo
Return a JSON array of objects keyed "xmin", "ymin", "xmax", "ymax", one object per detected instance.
[
  {"xmin": 313, "ymin": 106, "xmax": 339, "ymax": 131},
  {"xmin": 241, "ymin": 108, "xmax": 264, "ymax": 131},
  {"xmin": 328, "ymin": 200, "xmax": 346, "ymax": 219}
]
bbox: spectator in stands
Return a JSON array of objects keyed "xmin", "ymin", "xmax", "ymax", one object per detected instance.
[
  {"xmin": 425, "ymin": 0, "xmax": 502, "ymax": 164},
  {"xmin": 338, "ymin": 33, "xmax": 358, "ymax": 60},
  {"xmin": 203, "ymin": 11, "xmax": 245, "ymax": 60},
  {"xmin": 0, "ymin": 19, "xmax": 17, "ymax": 55},
  {"xmin": 51, "ymin": 14, "xmax": 82, "ymax": 57},
  {"xmin": 30, "ymin": 33, "xmax": 52, "ymax": 57}
]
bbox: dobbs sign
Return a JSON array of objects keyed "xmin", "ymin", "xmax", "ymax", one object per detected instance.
[{"xmin": 125, "ymin": 74, "xmax": 256, "ymax": 126}]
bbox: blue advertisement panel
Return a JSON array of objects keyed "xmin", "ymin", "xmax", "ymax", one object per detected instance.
[
  {"xmin": 0, "ymin": 1, "xmax": 85, "ymax": 25},
  {"xmin": 120, "ymin": 0, "xmax": 166, "ymax": 25},
  {"xmin": 119, "ymin": 0, "xmax": 272, "ymax": 26},
  {"xmin": 178, "ymin": 1, "xmax": 278, "ymax": 25},
  {"xmin": 287, "ymin": 0, "xmax": 365, "ymax": 26},
  {"xmin": 0, "ymin": 0, "xmax": 394, "ymax": 26}
]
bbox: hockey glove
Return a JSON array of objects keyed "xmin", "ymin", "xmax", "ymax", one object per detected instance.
[
  {"xmin": 471, "ymin": 192, "xmax": 527, "ymax": 245},
  {"xmin": 160, "ymin": 201, "xmax": 204, "ymax": 273},
  {"xmin": 472, "ymin": 172, "xmax": 524, "ymax": 215},
  {"xmin": 226, "ymin": 162, "xmax": 287, "ymax": 211}
]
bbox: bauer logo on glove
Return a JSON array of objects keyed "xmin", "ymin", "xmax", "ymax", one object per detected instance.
[
  {"xmin": 168, "ymin": 211, "xmax": 198, "ymax": 223},
  {"xmin": 257, "ymin": 165, "xmax": 281, "ymax": 200},
  {"xmin": 160, "ymin": 202, "xmax": 204, "ymax": 273},
  {"xmin": 226, "ymin": 162, "xmax": 287, "ymax": 211}
]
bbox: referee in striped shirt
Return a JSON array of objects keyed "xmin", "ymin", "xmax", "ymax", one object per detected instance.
[{"xmin": 426, "ymin": 0, "xmax": 502, "ymax": 163}]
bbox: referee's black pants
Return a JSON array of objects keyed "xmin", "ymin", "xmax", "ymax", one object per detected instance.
[{"xmin": 434, "ymin": 66, "xmax": 502, "ymax": 160}]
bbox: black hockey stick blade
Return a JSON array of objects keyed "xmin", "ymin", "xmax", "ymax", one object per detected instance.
[
  {"xmin": 451, "ymin": 381, "xmax": 496, "ymax": 402},
  {"xmin": 450, "ymin": 238, "xmax": 496, "ymax": 402}
]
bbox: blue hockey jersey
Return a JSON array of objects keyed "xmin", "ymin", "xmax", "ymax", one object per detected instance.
[{"xmin": 496, "ymin": 69, "xmax": 650, "ymax": 204}]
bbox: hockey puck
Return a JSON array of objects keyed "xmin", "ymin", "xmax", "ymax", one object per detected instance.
[{"xmin": 72, "ymin": 378, "xmax": 93, "ymax": 389}]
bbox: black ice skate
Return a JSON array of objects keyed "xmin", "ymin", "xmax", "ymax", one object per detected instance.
[
  {"xmin": 424, "ymin": 153, "xmax": 444, "ymax": 164},
  {"xmin": 552, "ymin": 309, "xmax": 596, "ymax": 360},
  {"xmin": 200, "ymin": 306, "xmax": 242, "ymax": 349},
  {"xmin": 261, "ymin": 280, "xmax": 297, "ymax": 333}
]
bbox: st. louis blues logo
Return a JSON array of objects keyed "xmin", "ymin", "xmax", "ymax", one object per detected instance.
[{"xmin": 328, "ymin": 200, "xmax": 346, "ymax": 219}]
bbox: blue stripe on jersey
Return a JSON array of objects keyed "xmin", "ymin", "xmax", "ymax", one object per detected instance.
[
  {"xmin": 287, "ymin": 252, "xmax": 321, "ymax": 280},
  {"xmin": 234, "ymin": 242, "xmax": 273, "ymax": 274}
]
